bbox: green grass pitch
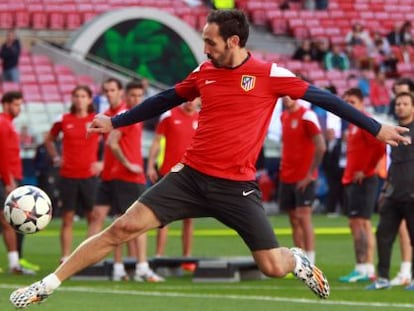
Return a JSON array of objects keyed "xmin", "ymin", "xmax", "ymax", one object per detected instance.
[{"xmin": 0, "ymin": 214, "xmax": 412, "ymax": 310}]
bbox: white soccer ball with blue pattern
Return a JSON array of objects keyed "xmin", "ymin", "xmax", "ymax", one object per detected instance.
[{"xmin": 4, "ymin": 185, "xmax": 52, "ymax": 234}]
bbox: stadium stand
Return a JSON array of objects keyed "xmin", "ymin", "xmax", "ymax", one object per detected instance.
[{"xmin": 0, "ymin": 0, "xmax": 412, "ymax": 139}]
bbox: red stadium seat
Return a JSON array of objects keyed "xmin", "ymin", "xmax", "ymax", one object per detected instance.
[
  {"xmin": 19, "ymin": 64, "xmax": 34, "ymax": 74},
  {"xmin": 15, "ymin": 11, "xmax": 30, "ymax": 28},
  {"xmin": 83, "ymin": 12, "xmax": 97, "ymax": 23},
  {"xmin": 37, "ymin": 74, "xmax": 56, "ymax": 84},
  {"xmin": 57, "ymin": 75, "xmax": 76, "ymax": 84},
  {"xmin": 0, "ymin": 12, "xmax": 14, "ymax": 29},
  {"xmin": 24, "ymin": 92, "xmax": 43, "ymax": 103},
  {"xmin": 307, "ymin": 69, "xmax": 326, "ymax": 81},
  {"xmin": 34, "ymin": 65, "xmax": 53, "ymax": 74},
  {"xmin": 54, "ymin": 64, "xmax": 74, "ymax": 75},
  {"xmin": 22, "ymin": 84, "xmax": 40, "ymax": 95},
  {"xmin": 266, "ymin": 9, "xmax": 282, "ymax": 20},
  {"xmin": 270, "ymin": 19, "xmax": 288, "ymax": 35},
  {"xmin": 178, "ymin": 13, "xmax": 197, "ymax": 29},
  {"xmin": 20, "ymin": 74, "xmax": 37, "ymax": 84},
  {"xmin": 32, "ymin": 54, "xmax": 52, "ymax": 65},
  {"xmin": 41, "ymin": 84, "xmax": 62, "ymax": 103},
  {"xmin": 49, "ymin": 12, "xmax": 65, "ymax": 30},
  {"xmin": 251, "ymin": 9, "xmax": 268, "ymax": 27},
  {"xmin": 2, "ymin": 82, "xmax": 20, "ymax": 92},
  {"xmin": 58, "ymin": 82, "xmax": 77, "ymax": 95},
  {"xmin": 397, "ymin": 63, "xmax": 413, "ymax": 75},
  {"xmin": 77, "ymin": 75, "xmax": 94, "ymax": 86},
  {"xmin": 66, "ymin": 13, "xmax": 82, "ymax": 30},
  {"xmin": 292, "ymin": 27, "xmax": 310, "ymax": 40},
  {"xmin": 31, "ymin": 12, "xmax": 48, "ymax": 30}
]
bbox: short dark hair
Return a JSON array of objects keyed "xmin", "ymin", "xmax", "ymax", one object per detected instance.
[
  {"xmin": 343, "ymin": 88, "xmax": 364, "ymax": 101},
  {"xmin": 394, "ymin": 77, "xmax": 414, "ymax": 92},
  {"xmin": 125, "ymin": 80, "xmax": 144, "ymax": 93},
  {"xmin": 207, "ymin": 9, "xmax": 249, "ymax": 47},
  {"xmin": 1, "ymin": 91, "xmax": 23, "ymax": 104},
  {"xmin": 104, "ymin": 77, "xmax": 123, "ymax": 90},
  {"xmin": 395, "ymin": 91, "xmax": 414, "ymax": 106}
]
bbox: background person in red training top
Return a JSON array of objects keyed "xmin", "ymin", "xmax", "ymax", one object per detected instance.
[
  {"xmin": 12, "ymin": 9, "xmax": 412, "ymax": 307},
  {"xmin": 147, "ymin": 98, "xmax": 200, "ymax": 272},
  {"xmin": 339, "ymin": 88, "xmax": 386, "ymax": 283},
  {"xmin": 45, "ymin": 85, "xmax": 101, "ymax": 263},
  {"xmin": 279, "ymin": 96, "xmax": 326, "ymax": 265},
  {"xmin": 88, "ymin": 79, "xmax": 163, "ymax": 282},
  {"xmin": 0, "ymin": 91, "xmax": 36, "ymax": 275}
]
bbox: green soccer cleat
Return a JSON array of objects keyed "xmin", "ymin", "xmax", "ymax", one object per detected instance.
[
  {"xmin": 19, "ymin": 258, "xmax": 40, "ymax": 272},
  {"xmin": 339, "ymin": 270, "xmax": 369, "ymax": 283}
]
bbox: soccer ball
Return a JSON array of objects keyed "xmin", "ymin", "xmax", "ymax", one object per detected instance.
[{"xmin": 4, "ymin": 185, "xmax": 53, "ymax": 234}]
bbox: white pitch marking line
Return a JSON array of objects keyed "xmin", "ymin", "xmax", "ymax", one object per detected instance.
[{"xmin": 1, "ymin": 284, "xmax": 414, "ymax": 308}]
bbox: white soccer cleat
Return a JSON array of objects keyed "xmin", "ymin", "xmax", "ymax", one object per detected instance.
[
  {"xmin": 390, "ymin": 272, "xmax": 411, "ymax": 286},
  {"xmin": 112, "ymin": 270, "xmax": 130, "ymax": 281},
  {"xmin": 134, "ymin": 268, "xmax": 165, "ymax": 282},
  {"xmin": 291, "ymin": 247, "xmax": 330, "ymax": 299},
  {"xmin": 10, "ymin": 280, "xmax": 53, "ymax": 308}
]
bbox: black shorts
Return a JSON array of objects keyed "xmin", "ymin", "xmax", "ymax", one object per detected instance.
[
  {"xmin": 59, "ymin": 177, "xmax": 98, "ymax": 212},
  {"xmin": 344, "ymin": 175, "xmax": 378, "ymax": 219},
  {"xmin": 278, "ymin": 181, "xmax": 315, "ymax": 211},
  {"xmin": 140, "ymin": 165, "xmax": 278, "ymax": 251},
  {"xmin": 0, "ymin": 180, "xmax": 5, "ymax": 209},
  {"xmin": 96, "ymin": 180, "xmax": 146, "ymax": 215}
]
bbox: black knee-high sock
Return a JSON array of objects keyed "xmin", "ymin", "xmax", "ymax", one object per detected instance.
[{"xmin": 17, "ymin": 233, "xmax": 24, "ymax": 258}]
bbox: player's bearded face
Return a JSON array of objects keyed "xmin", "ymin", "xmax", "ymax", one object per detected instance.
[
  {"xmin": 207, "ymin": 43, "xmax": 231, "ymax": 67},
  {"xmin": 203, "ymin": 23, "xmax": 232, "ymax": 68}
]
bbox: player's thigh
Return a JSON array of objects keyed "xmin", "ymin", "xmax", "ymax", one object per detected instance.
[
  {"xmin": 208, "ymin": 179, "xmax": 278, "ymax": 251},
  {"xmin": 111, "ymin": 200, "xmax": 162, "ymax": 234},
  {"xmin": 139, "ymin": 166, "xmax": 210, "ymax": 226}
]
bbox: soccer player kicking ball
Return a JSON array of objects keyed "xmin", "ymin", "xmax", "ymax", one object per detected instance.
[{"xmin": 10, "ymin": 9, "xmax": 410, "ymax": 308}]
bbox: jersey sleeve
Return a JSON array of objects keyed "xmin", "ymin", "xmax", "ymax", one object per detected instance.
[
  {"xmin": 155, "ymin": 111, "xmax": 171, "ymax": 136},
  {"xmin": 269, "ymin": 64, "xmax": 309, "ymax": 99},
  {"xmin": 363, "ymin": 130, "xmax": 386, "ymax": 168},
  {"xmin": 302, "ymin": 110, "xmax": 322, "ymax": 137},
  {"xmin": 49, "ymin": 116, "xmax": 63, "ymax": 138},
  {"xmin": 174, "ymin": 64, "xmax": 202, "ymax": 100},
  {"xmin": 0, "ymin": 120, "xmax": 12, "ymax": 185}
]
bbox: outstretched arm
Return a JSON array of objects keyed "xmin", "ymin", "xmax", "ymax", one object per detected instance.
[
  {"xmin": 88, "ymin": 88, "xmax": 186, "ymax": 134},
  {"xmin": 302, "ymin": 85, "xmax": 410, "ymax": 146}
]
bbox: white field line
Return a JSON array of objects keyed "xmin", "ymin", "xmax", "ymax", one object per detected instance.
[{"xmin": 1, "ymin": 284, "xmax": 413, "ymax": 309}]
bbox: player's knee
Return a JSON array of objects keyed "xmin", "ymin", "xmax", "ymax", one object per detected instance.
[{"xmin": 109, "ymin": 216, "xmax": 140, "ymax": 242}]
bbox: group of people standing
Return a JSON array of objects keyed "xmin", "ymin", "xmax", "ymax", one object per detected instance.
[
  {"xmin": 44, "ymin": 78, "xmax": 200, "ymax": 281},
  {"xmin": 0, "ymin": 77, "xmax": 200, "ymax": 282},
  {"xmin": 277, "ymin": 79, "xmax": 414, "ymax": 291}
]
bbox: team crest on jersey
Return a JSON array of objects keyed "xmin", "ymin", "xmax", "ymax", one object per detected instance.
[
  {"xmin": 291, "ymin": 119, "xmax": 298, "ymax": 128},
  {"xmin": 193, "ymin": 120, "xmax": 198, "ymax": 130},
  {"xmin": 241, "ymin": 75, "xmax": 256, "ymax": 92}
]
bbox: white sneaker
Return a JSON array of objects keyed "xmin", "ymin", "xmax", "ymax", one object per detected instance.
[
  {"xmin": 390, "ymin": 272, "xmax": 411, "ymax": 286},
  {"xmin": 291, "ymin": 247, "xmax": 330, "ymax": 299},
  {"xmin": 112, "ymin": 270, "xmax": 129, "ymax": 281},
  {"xmin": 134, "ymin": 268, "xmax": 165, "ymax": 282},
  {"xmin": 10, "ymin": 280, "xmax": 53, "ymax": 308}
]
